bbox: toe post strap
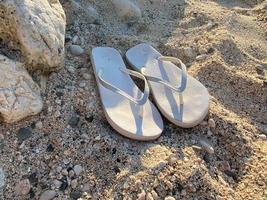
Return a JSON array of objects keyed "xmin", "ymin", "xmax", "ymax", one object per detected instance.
[
  {"xmin": 141, "ymin": 56, "xmax": 188, "ymax": 94},
  {"xmin": 97, "ymin": 68, "xmax": 150, "ymax": 106}
]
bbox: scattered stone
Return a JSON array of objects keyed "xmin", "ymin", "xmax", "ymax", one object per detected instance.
[
  {"xmin": 69, "ymin": 170, "xmax": 75, "ymax": 178},
  {"xmin": 28, "ymin": 172, "xmax": 38, "ymax": 185},
  {"xmin": 0, "ymin": 55, "xmax": 43, "ymax": 123},
  {"xmin": 218, "ymin": 161, "xmax": 231, "ymax": 172},
  {"xmin": 137, "ymin": 190, "xmax": 146, "ymax": 200},
  {"xmin": 15, "ymin": 179, "xmax": 31, "ymax": 195},
  {"xmin": 199, "ymin": 139, "xmax": 215, "ymax": 154},
  {"xmin": 0, "ymin": 168, "xmax": 4, "ymax": 190},
  {"xmin": 39, "ymin": 190, "xmax": 57, "ymax": 200},
  {"xmin": 151, "ymin": 190, "xmax": 158, "ymax": 200},
  {"xmin": 165, "ymin": 196, "xmax": 175, "ymax": 200},
  {"xmin": 256, "ymin": 64, "xmax": 265, "ymax": 72},
  {"xmin": 196, "ymin": 54, "xmax": 208, "ymax": 61},
  {"xmin": 207, "ymin": 129, "xmax": 213, "ymax": 136},
  {"xmin": 73, "ymin": 165, "xmax": 83, "ymax": 176},
  {"xmin": 263, "ymin": 125, "xmax": 267, "ymax": 135},
  {"xmin": 68, "ymin": 114, "xmax": 80, "ymax": 128},
  {"xmin": 70, "ymin": 190, "xmax": 83, "ymax": 199},
  {"xmin": 259, "ymin": 134, "xmax": 267, "ymax": 140},
  {"xmin": 69, "ymin": 45, "xmax": 84, "ymax": 56},
  {"xmin": 83, "ymin": 73, "xmax": 91, "ymax": 80},
  {"xmin": 59, "ymin": 178, "xmax": 68, "ymax": 191},
  {"xmin": 146, "ymin": 192, "xmax": 154, "ymax": 200},
  {"xmin": 111, "ymin": 0, "xmax": 142, "ymax": 22},
  {"xmin": 72, "ymin": 35, "xmax": 79, "ymax": 44},
  {"xmin": 35, "ymin": 121, "xmax": 43, "ymax": 129},
  {"xmin": 71, "ymin": 179, "xmax": 78, "ymax": 189},
  {"xmin": 79, "ymin": 81, "xmax": 87, "ymax": 88},
  {"xmin": 53, "ymin": 180, "xmax": 62, "ymax": 188},
  {"xmin": 208, "ymin": 118, "xmax": 216, "ymax": 128},
  {"xmin": 61, "ymin": 169, "xmax": 68, "ymax": 176},
  {"xmin": 17, "ymin": 128, "xmax": 32, "ymax": 142},
  {"xmin": 85, "ymin": 113, "xmax": 94, "ymax": 122},
  {"xmin": 46, "ymin": 144, "xmax": 54, "ymax": 152}
]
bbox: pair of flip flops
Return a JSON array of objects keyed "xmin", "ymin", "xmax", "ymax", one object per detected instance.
[{"xmin": 91, "ymin": 43, "xmax": 209, "ymax": 141}]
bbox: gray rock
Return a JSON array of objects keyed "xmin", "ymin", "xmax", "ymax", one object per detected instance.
[
  {"xmin": 263, "ymin": 125, "xmax": 267, "ymax": 135},
  {"xmin": 111, "ymin": 0, "xmax": 142, "ymax": 22},
  {"xmin": 0, "ymin": 55, "xmax": 43, "ymax": 123},
  {"xmin": 199, "ymin": 139, "xmax": 214, "ymax": 154},
  {"xmin": 39, "ymin": 190, "xmax": 57, "ymax": 200},
  {"xmin": 0, "ymin": 167, "xmax": 5, "ymax": 189},
  {"xmin": 0, "ymin": 0, "xmax": 66, "ymax": 72},
  {"xmin": 17, "ymin": 128, "xmax": 32, "ymax": 142},
  {"xmin": 14, "ymin": 179, "xmax": 31, "ymax": 195},
  {"xmin": 69, "ymin": 45, "xmax": 84, "ymax": 56},
  {"xmin": 73, "ymin": 165, "xmax": 82, "ymax": 176},
  {"xmin": 68, "ymin": 114, "xmax": 80, "ymax": 128}
]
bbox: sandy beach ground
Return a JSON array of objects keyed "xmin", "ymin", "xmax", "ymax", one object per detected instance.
[{"xmin": 0, "ymin": 0, "xmax": 266, "ymax": 199}]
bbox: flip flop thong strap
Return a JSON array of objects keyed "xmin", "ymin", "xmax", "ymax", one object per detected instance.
[
  {"xmin": 142, "ymin": 56, "xmax": 188, "ymax": 93},
  {"xmin": 97, "ymin": 68, "xmax": 150, "ymax": 106}
]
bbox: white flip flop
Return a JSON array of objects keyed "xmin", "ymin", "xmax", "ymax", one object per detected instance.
[
  {"xmin": 126, "ymin": 43, "xmax": 209, "ymax": 128},
  {"xmin": 90, "ymin": 47, "xmax": 163, "ymax": 141}
]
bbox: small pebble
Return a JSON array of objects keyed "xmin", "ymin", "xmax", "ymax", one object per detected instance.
[
  {"xmin": 208, "ymin": 118, "xmax": 216, "ymax": 128},
  {"xmin": 17, "ymin": 128, "xmax": 32, "ymax": 142},
  {"xmin": 53, "ymin": 180, "xmax": 62, "ymax": 188},
  {"xmin": 199, "ymin": 139, "xmax": 214, "ymax": 154},
  {"xmin": 196, "ymin": 54, "xmax": 208, "ymax": 61},
  {"xmin": 259, "ymin": 134, "xmax": 266, "ymax": 140},
  {"xmin": 83, "ymin": 73, "xmax": 91, "ymax": 80},
  {"xmin": 85, "ymin": 113, "xmax": 94, "ymax": 122},
  {"xmin": 207, "ymin": 129, "xmax": 213, "ymax": 136},
  {"xmin": 61, "ymin": 169, "xmax": 68, "ymax": 176},
  {"xmin": 35, "ymin": 121, "xmax": 43, "ymax": 129},
  {"xmin": 15, "ymin": 179, "xmax": 31, "ymax": 195},
  {"xmin": 256, "ymin": 64, "xmax": 264, "ymax": 72},
  {"xmin": 68, "ymin": 114, "xmax": 80, "ymax": 128},
  {"xmin": 263, "ymin": 125, "xmax": 267, "ymax": 135},
  {"xmin": 72, "ymin": 35, "xmax": 79, "ymax": 44},
  {"xmin": 69, "ymin": 45, "xmax": 84, "ymax": 56},
  {"xmin": 69, "ymin": 170, "xmax": 75, "ymax": 178},
  {"xmin": 137, "ymin": 190, "xmax": 146, "ymax": 200},
  {"xmin": 165, "ymin": 196, "xmax": 175, "ymax": 200},
  {"xmin": 146, "ymin": 192, "xmax": 154, "ymax": 200},
  {"xmin": 151, "ymin": 190, "xmax": 158, "ymax": 200},
  {"xmin": 39, "ymin": 190, "xmax": 56, "ymax": 200},
  {"xmin": 46, "ymin": 144, "xmax": 54, "ymax": 152},
  {"xmin": 71, "ymin": 179, "xmax": 78, "ymax": 189},
  {"xmin": 73, "ymin": 165, "xmax": 83, "ymax": 176},
  {"xmin": 70, "ymin": 191, "xmax": 83, "ymax": 199}
]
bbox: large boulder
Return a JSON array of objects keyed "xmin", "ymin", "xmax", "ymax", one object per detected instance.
[
  {"xmin": 0, "ymin": 0, "xmax": 66, "ymax": 72},
  {"xmin": 0, "ymin": 55, "xmax": 43, "ymax": 123}
]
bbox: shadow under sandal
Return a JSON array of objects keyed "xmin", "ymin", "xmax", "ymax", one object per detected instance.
[
  {"xmin": 126, "ymin": 43, "xmax": 209, "ymax": 128},
  {"xmin": 90, "ymin": 47, "xmax": 163, "ymax": 141}
]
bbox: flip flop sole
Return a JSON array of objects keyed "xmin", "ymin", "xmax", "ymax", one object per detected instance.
[
  {"xmin": 126, "ymin": 43, "xmax": 209, "ymax": 128},
  {"xmin": 91, "ymin": 47, "xmax": 163, "ymax": 140}
]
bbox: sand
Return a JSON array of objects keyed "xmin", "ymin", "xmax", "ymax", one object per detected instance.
[{"xmin": 0, "ymin": 0, "xmax": 266, "ymax": 199}]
